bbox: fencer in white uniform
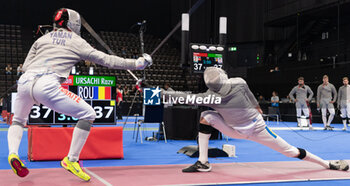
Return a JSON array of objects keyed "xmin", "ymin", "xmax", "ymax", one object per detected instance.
[
  {"xmin": 337, "ymin": 77, "xmax": 350, "ymax": 131},
  {"xmin": 288, "ymin": 77, "xmax": 313, "ymax": 129},
  {"xmin": 163, "ymin": 67, "xmax": 348, "ymax": 172},
  {"xmin": 317, "ymin": 75, "xmax": 337, "ymax": 130},
  {"xmin": 7, "ymin": 8, "xmax": 152, "ymax": 180}
]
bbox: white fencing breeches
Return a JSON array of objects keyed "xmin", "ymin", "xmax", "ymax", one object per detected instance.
[
  {"xmin": 321, "ymin": 108, "xmax": 335, "ymax": 117},
  {"xmin": 295, "ymin": 102, "xmax": 310, "ymax": 118},
  {"xmin": 340, "ymin": 102, "xmax": 350, "ymax": 119},
  {"xmin": 201, "ymin": 111, "xmax": 299, "ymax": 158},
  {"xmin": 320, "ymin": 99, "xmax": 335, "ymax": 117},
  {"xmin": 13, "ymin": 73, "xmax": 96, "ymax": 125}
]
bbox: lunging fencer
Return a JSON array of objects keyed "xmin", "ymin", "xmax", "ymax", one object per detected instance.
[
  {"xmin": 337, "ymin": 77, "xmax": 350, "ymax": 131},
  {"xmin": 163, "ymin": 67, "xmax": 348, "ymax": 172},
  {"xmin": 317, "ymin": 75, "xmax": 337, "ymax": 130},
  {"xmin": 288, "ymin": 77, "xmax": 314, "ymax": 129},
  {"xmin": 7, "ymin": 8, "xmax": 152, "ymax": 181}
]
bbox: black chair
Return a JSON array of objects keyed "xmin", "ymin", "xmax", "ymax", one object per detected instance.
[{"xmin": 262, "ymin": 107, "xmax": 280, "ymax": 124}]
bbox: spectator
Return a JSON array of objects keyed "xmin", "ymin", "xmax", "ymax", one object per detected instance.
[
  {"xmin": 123, "ymin": 86, "xmax": 129, "ymax": 96},
  {"xmin": 130, "ymin": 86, "xmax": 136, "ymax": 94},
  {"xmin": 121, "ymin": 47, "xmax": 126, "ymax": 57},
  {"xmin": 271, "ymin": 91, "xmax": 279, "ymax": 107},
  {"xmin": 5, "ymin": 64, "xmax": 12, "ymax": 75},
  {"xmin": 132, "ymin": 49, "xmax": 139, "ymax": 59},
  {"xmin": 289, "ymin": 77, "xmax": 314, "ymax": 128},
  {"xmin": 164, "ymin": 82, "xmax": 174, "ymax": 91},
  {"xmin": 116, "ymin": 85, "xmax": 123, "ymax": 120},
  {"xmin": 269, "ymin": 66, "xmax": 280, "ymax": 73},
  {"xmin": 271, "ymin": 91, "xmax": 281, "ymax": 120},
  {"xmin": 85, "ymin": 60, "xmax": 97, "ymax": 68},
  {"xmin": 17, "ymin": 64, "xmax": 24, "ymax": 76},
  {"xmin": 0, "ymin": 97, "xmax": 3, "ymax": 114},
  {"xmin": 258, "ymin": 95, "xmax": 266, "ymax": 104},
  {"xmin": 274, "ymin": 66, "xmax": 280, "ymax": 72},
  {"xmin": 317, "ymin": 75, "xmax": 337, "ymax": 130}
]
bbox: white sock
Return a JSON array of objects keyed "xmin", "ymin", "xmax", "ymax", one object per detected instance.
[
  {"xmin": 322, "ymin": 116, "xmax": 327, "ymax": 127},
  {"xmin": 303, "ymin": 151, "xmax": 329, "ymax": 169},
  {"xmin": 198, "ymin": 132, "xmax": 211, "ymax": 164},
  {"xmin": 307, "ymin": 119, "xmax": 311, "ymax": 127},
  {"xmin": 8, "ymin": 124, "xmax": 24, "ymax": 155},
  {"xmin": 327, "ymin": 114, "xmax": 334, "ymax": 126},
  {"xmin": 68, "ymin": 127, "xmax": 90, "ymax": 162},
  {"xmin": 342, "ymin": 119, "xmax": 348, "ymax": 129},
  {"xmin": 297, "ymin": 118, "xmax": 301, "ymax": 127}
]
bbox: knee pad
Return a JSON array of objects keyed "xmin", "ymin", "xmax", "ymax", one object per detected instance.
[
  {"xmin": 199, "ymin": 124, "xmax": 214, "ymax": 134},
  {"xmin": 297, "ymin": 148, "xmax": 306, "ymax": 159},
  {"xmin": 76, "ymin": 120, "xmax": 92, "ymax": 131}
]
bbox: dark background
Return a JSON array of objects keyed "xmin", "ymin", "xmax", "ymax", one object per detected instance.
[{"xmin": 2, "ymin": 0, "xmax": 350, "ymax": 98}]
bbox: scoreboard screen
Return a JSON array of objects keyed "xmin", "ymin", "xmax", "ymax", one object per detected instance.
[
  {"xmin": 190, "ymin": 43, "xmax": 225, "ymax": 73},
  {"xmin": 28, "ymin": 75, "xmax": 116, "ymax": 125}
]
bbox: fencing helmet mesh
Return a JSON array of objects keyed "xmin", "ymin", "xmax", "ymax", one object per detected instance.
[
  {"xmin": 203, "ymin": 67, "xmax": 229, "ymax": 93},
  {"xmin": 53, "ymin": 8, "xmax": 81, "ymax": 35}
]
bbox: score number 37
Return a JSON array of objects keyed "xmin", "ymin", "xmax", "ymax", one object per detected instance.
[
  {"xmin": 194, "ymin": 63, "xmax": 202, "ymax": 70},
  {"xmin": 194, "ymin": 63, "xmax": 222, "ymax": 71},
  {"xmin": 94, "ymin": 106, "xmax": 113, "ymax": 119}
]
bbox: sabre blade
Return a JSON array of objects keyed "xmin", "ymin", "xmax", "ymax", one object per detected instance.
[{"xmin": 81, "ymin": 16, "xmax": 139, "ymax": 81}]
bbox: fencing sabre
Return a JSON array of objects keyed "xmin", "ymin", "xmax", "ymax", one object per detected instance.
[{"xmin": 81, "ymin": 16, "xmax": 140, "ymax": 81}]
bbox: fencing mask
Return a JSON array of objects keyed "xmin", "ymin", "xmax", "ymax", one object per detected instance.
[
  {"xmin": 203, "ymin": 67, "xmax": 230, "ymax": 94},
  {"xmin": 53, "ymin": 8, "xmax": 81, "ymax": 35}
]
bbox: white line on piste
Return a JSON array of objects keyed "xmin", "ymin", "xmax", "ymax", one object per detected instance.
[
  {"xmin": 84, "ymin": 167, "xmax": 113, "ymax": 186},
  {"xmin": 160, "ymin": 177, "xmax": 350, "ymax": 186}
]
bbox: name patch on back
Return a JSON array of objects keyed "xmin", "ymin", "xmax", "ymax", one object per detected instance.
[{"xmin": 50, "ymin": 31, "xmax": 72, "ymax": 46}]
